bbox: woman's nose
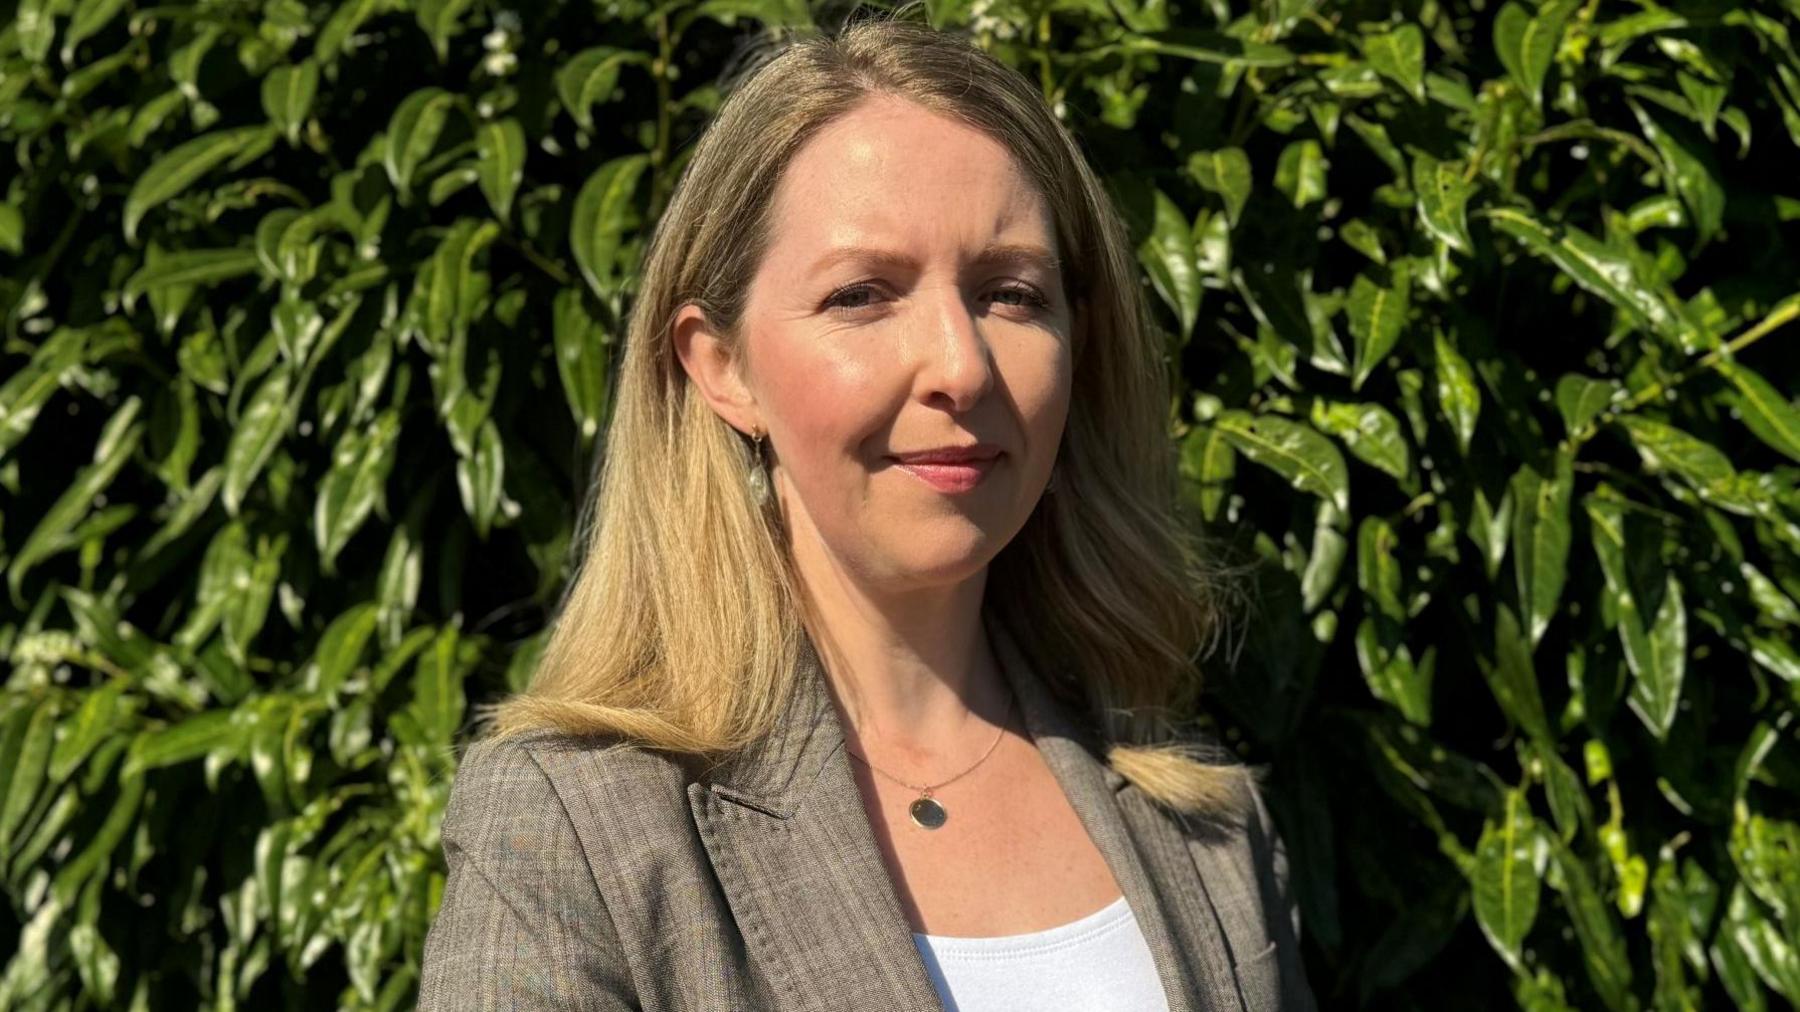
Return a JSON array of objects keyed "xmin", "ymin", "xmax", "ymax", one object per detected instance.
[{"xmin": 918, "ymin": 293, "xmax": 996, "ymax": 412}]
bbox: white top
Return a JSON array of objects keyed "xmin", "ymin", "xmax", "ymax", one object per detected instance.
[{"xmin": 910, "ymin": 894, "xmax": 1171, "ymax": 1011}]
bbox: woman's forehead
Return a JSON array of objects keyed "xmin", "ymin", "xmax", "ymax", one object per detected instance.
[{"xmin": 763, "ymin": 102, "xmax": 1058, "ymax": 268}]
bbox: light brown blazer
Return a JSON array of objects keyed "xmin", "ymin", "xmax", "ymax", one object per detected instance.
[{"xmin": 418, "ymin": 615, "xmax": 1318, "ymax": 1010}]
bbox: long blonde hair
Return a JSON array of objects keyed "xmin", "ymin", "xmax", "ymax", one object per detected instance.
[{"xmin": 474, "ymin": 7, "xmax": 1254, "ymax": 820}]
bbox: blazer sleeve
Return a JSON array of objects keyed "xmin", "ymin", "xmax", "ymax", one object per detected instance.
[
  {"xmin": 418, "ymin": 734, "xmax": 640, "ymax": 1011},
  {"xmin": 1247, "ymin": 774, "xmax": 1320, "ymax": 1012}
]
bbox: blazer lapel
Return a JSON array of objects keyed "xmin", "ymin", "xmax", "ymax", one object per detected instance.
[
  {"xmin": 690, "ymin": 631, "xmax": 944, "ymax": 1010},
  {"xmin": 691, "ymin": 613, "xmax": 1250, "ymax": 1012},
  {"xmin": 985, "ymin": 616, "xmax": 1247, "ymax": 1012}
]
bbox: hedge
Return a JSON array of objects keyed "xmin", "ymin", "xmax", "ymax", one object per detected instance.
[{"xmin": 1, "ymin": 0, "xmax": 1797, "ymax": 1008}]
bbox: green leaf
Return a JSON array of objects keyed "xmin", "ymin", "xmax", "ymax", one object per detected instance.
[
  {"xmin": 425, "ymin": 218, "xmax": 501, "ymax": 352},
  {"xmin": 383, "ymin": 88, "xmax": 457, "ymax": 200},
  {"xmin": 61, "ymin": 0, "xmax": 130, "ymax": 64},
  {"xmin": 1432, "ymin": 329, "xmax": 1481, "ymax": 455},
  {"xmin": 1646, "ymin": 854, "xmax": 1705, "ymax": 1010},
  {"xmin": 50, "ymin": 769, "xmax": 144, "ymax": 908},
  {"xmin": 8, "ymin": 397, "xmax": 144, "ymax": 599},
  {"xmin": 1484, "ymin": 208, "xmax": 1702, "ymax": 351},
  {"xmin": 1117, "ymin": 30, "xmax": 1294, "ymax": 68},
  {"xmin": 0, "ymin": 699, "xmax": 57, "ymax": 857},
  {"xmin": 1629, "ymin": 100, "xmax": 1725, "ymax": 243},
  {"xmin": 1544, "ymin": 830, "xmax": 1637, "ymax": 1012},
  {"xmin": 262, "ymin": 60, "xmax": 320, "ymax": 145},
  {"xmin": 474, "ymin": 118, "xmax": 526, "ymax": 223},
  {"xmin": 1215, "ymin": 410, "xmax": 1350, "ymax": 513},
  {"xmin": 1354, "ymin": 616, "xmax": 1434, "ymax": 726},
  {"xmin": 310, "ymin": 604, "xmax": 381, "ymax": 698},
  {"xmin": 1627, "ymin": 574, "xmax": 1686, "ymax": 739},
  {"xmin": 222, "ymin": 366, "xmax": 295, "ymax": 515},
  {"xmin": 1729, "ymin": 810, "xmax": 1800, "ymax": 927},
  {"xmin": 1716, "ymin": 360, "xmax": 1800, "ymax": 464},
  {"xmin": 1616, "ymin": 415, "xmax": 1759, "ymax": 515},
  {"xmin": 1310, "ymin": 399, "xmax": 1411, "ymax": 481},
  {"xmin": 556, "ymin": 47, "xmax": 644, "ymax": 133},
  {"xmin": 121, "ymin": 710, "xmax": 243, "ymax": 779},
  {"xmin": 1472, "ymin": 789, "xmax": 1541, "ymax": 971},
  {"xmin": 1721, "ymin": 883, "xmax": 1800, "ymax": 1003},
  {"xmin": 1337, "ymin": 219, "xmax": 1386, "ymax": 264},
  {"xmin": 415, "ymin": 0, "xmax": 478, "ymax": 62},
  {"xmin": 1484, "ymin": 600, "xmax": 1554, "ymax": 743},
  {"xmin": 1274, "ymin": 139, "xmax": 1327, "ymax": 208},
  {"xmin": 48, "ymin": 681, "xmax": 135, "ymax": 785},
  {"xmin": 317, "ymin": 0, "xmax": 386, "ymax": 62},
  {"xmin": 1493, "ymin": 0, "xmax": 1578, "ymax": 112},
  {"xmin": 0, "ymin": 202, "xmax": 23, "ymax": 255},
  {"xmin": 315, "ymin": 410, "xmax": 402, "ymax": 571},
  {"xmin": 1508, "ymin": 450, "xmax": 1574, "ymax": 650},
  {"xmin": 1583, "ymin": 494, "xmax": 1685, "ymax": 741},
  {"xmin": 1347, "ymin": 262, "xmax": 1410, "ymax": 391},
  {"xmin": 123, "ymin": 125, "xmax": 277, "ymax": 243},
  {"xmin": 1137, "ymin": 189, "xmax": 1202, "ymax": 343},
  {"xmin": 552, "ymin": 288, "xmax": 612, "ymax": 442},
  {"xmin": 455, "ymin": 419, "xmax": 506, "ymax": 539},
  {"xmin": 1300, "ymin": 500, "xmax": 1349, "ymax": 612},
  {"xmin": 123, "ymin": 247, "xmax": 261, "ymax": 301},
  {"xmin": 224, "ymin": 533, "xmax": 283, "ymax": 665},
  {"xmin": 1554, "ymin": 373, "xmax": 1620, "ymax": 438},
  {"xmin": 1363, "ymin": 24, "xmax": 1426, "ymax": 101},
  {"xmin": 1412, "ymin": 153, "xmax": 1475, "ymax": 253},
  {"xmin": 1185, "ymin": 147, "xmax": 1252, "ymax": 226},
  {"xmin": 408, "ymin": 627, "xmax": 472, "ymax": 746},
  {"xmin": 1178, "ymin": 422, "xmax": 1236, "ymax": 523},
  {"xmin": 1357, "ymin": 514, "xmax": 1406, "ymax": 623},
  {"xmin": 570, "ymin": 154, "xmax": 650, "ymax": 304},
  {"xmin": 0, "ymin": 327, "xmax": 86, "ymax": 460}
]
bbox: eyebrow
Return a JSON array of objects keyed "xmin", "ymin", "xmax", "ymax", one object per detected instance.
[{"xmin": 807, "ymin": 242, "xmax": 1063, "ymax": 278}]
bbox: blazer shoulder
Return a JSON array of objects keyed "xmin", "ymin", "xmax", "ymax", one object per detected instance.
[{"xmin": 451, "ymin": 729, "xmax": 700, "ymax": 849}]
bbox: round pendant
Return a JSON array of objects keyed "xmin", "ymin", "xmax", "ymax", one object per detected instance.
[{"xmin": 909, "ymin": 796, "xmax": 948, "ymax": 829}]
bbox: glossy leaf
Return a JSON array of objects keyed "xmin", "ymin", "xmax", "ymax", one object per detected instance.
[
  {"xmin": 1508, "ymin": 450, "xmax": 1573, "ymax": 651},
  {"xmin": 383, "ymin": 88, "xmax": 457, "ymax": 199},
  {"xmin": 1215, "ymin": 409, "xmax": 1350, "ymax": 513},
  {"xmin": 1187, "ymin": 147, "xmax": 1252, "ymax": 226},
  {"xmin": 474, "ymin": 118, "xmax": 526, "ymax": 223},
  {"xmin": 1311, "ymin": 398, "xmax": 1411, "ymax": 481},
  {"xmin": 1363, "ymin": 24, "xmax": 1425, "ymax": 102},
  {"xmin": 570, "ymin": 155, "xmax": 650, "ymax": 304},
  {"xmin": 1493, "ymin": 0, "xmax": 1578, "ymax": 111},
  {"xmin": 1347, "ymin": 263, "xmax": 1410, "ymax": 391},
  {"xmin": 263, "ymin": 61, "xmax": 320, "ymax": 145},
  {"xmin": 122, "ymin": 125, "xmax": 277, "ymax": 242},
  {"xmin": 1472, "ymin": 789, "xmax": 1541, "ymax": 972},
  {"xmin": 1138, "ymin": 189, "xmax": 1202, "ymax": 342},
  {"xmin": 552, "ymin": 288, "xmax": 612, "ymax": 442}
]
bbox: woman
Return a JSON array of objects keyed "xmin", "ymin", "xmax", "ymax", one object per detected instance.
[{"xmin": 419, "ymin": 11, "xmax": 1316, "ymax": 1011}]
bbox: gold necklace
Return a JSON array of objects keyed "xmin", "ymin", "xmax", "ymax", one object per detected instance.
[{"xmin": 843, "ymin": 687, "xmax": 1016, "ymax": 830}]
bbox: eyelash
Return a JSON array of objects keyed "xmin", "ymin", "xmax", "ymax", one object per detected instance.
[{"xmin": 822, "ymin": 282, "xmax": 1051, "ymax": 318}]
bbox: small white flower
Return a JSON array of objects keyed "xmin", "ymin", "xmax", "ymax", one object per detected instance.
[{"xmin": 482, "ymin": 51, "xmax": 517, "ymax": 76}]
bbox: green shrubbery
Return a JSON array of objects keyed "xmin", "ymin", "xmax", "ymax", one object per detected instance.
[{"xmin": 2, "ymin": 0, "xmax": 1798, "ymax": 1008}]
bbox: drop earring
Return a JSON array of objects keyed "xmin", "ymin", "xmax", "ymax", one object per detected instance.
[{"xmin": 747, "ymin": 427, "xmax": 772, "ymax": 507}]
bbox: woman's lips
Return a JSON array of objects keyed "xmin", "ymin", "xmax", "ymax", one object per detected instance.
[{"xmin": 890, "ymin": 455, "xmax": 999, "ymax": 494}]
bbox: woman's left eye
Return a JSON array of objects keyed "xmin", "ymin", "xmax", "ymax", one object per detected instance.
[{"xmin": 989, "ymin": 284, "xmax": 1051, "ymax": 310}]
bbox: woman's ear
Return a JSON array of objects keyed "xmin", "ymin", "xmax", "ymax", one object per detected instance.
[{"xmin": 672, "ymin": 303, "xmax": 759, "ymax": 436}]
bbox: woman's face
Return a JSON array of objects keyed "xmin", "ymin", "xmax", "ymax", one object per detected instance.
[{"xmin": 689, "ymin": 95, "xmax": 1077, "ymax": 593}]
